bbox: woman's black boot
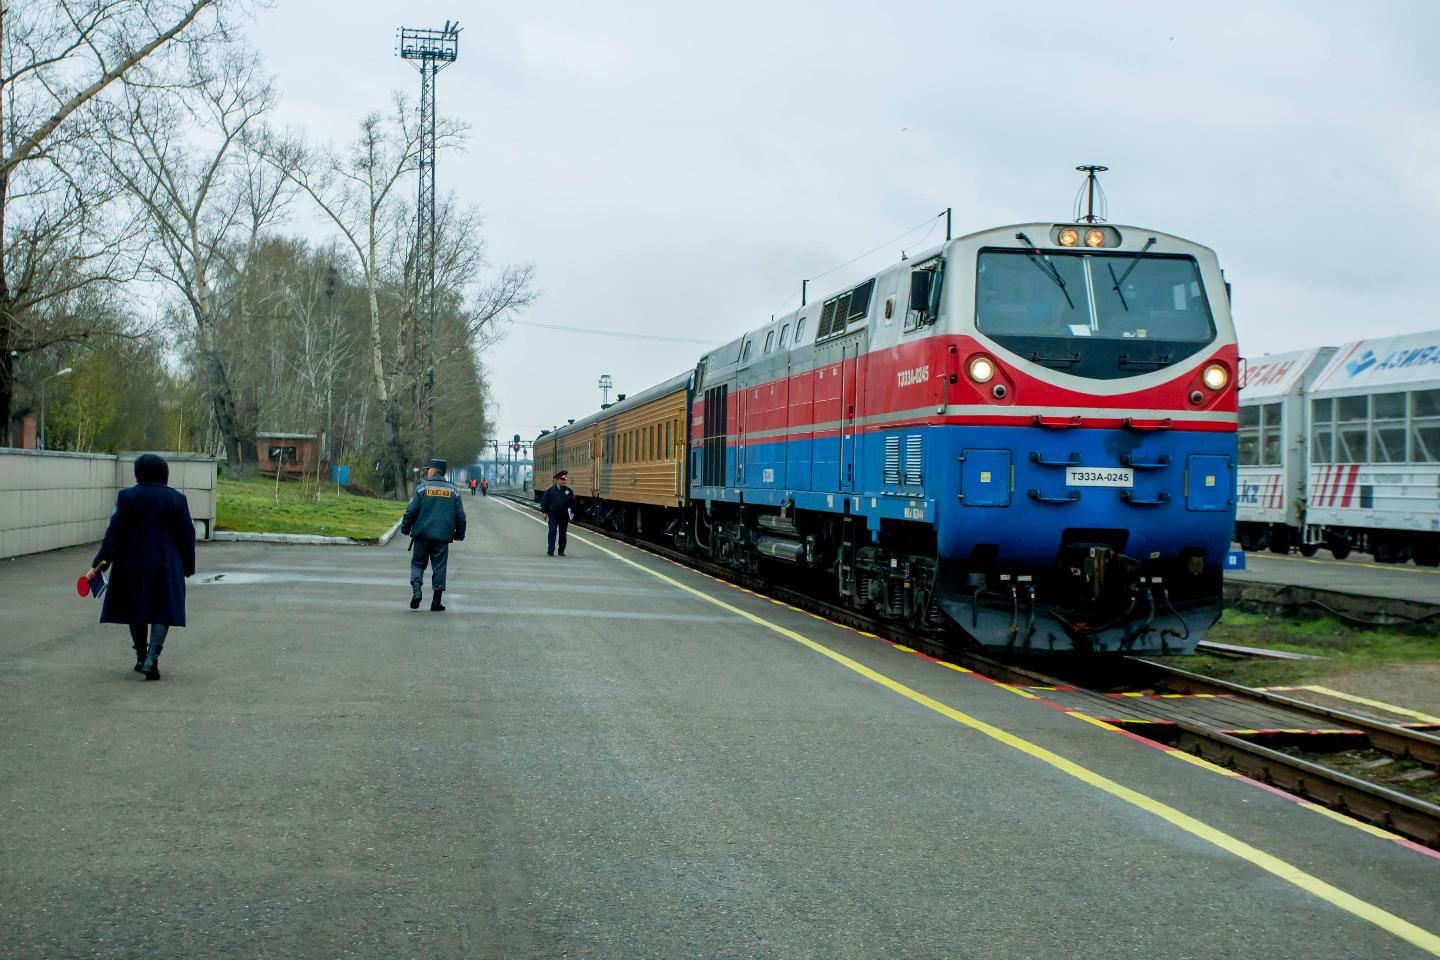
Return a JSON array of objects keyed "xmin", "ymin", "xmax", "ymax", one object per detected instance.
[
  {"xmin": 129, "ymin": 625, "xmax": 148, "ymax": 673},
  {"xmin": 142, "ymin": 625, "xmax": 168, "ymax": 681}
]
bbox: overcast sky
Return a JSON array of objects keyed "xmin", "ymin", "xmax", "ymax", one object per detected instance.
[{"xmin": 247, "ymin": 0, "xmax": 1440, "ymax": 451}]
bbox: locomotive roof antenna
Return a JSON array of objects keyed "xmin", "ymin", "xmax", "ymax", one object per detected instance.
[
  {"xmin": 398, "ymin": 19, "xmax": 462, "ymax": 457},
  {"xmin": 1074, "ymin": 164, "xmax": 1109, "ymax": 223}
]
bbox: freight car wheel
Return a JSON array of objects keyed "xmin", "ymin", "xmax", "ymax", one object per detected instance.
[
  {"xmin": 1329, "ymin": 542, "xmax": 1351, "ymax": 561},
  {"xmin": 1413, "ymin": 539, "xmax": 1440, "ymax": 568},
  {"xmin": 1298, "ymin": 543, "xmax": 1319, "ymax": 557}
]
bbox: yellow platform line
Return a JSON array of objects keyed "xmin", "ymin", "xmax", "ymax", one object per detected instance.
[
  {"xmin": 1300, "ymin": 686, "xmax": 1440, "ymax": 726},
  {"xmin": 494, "ymin": 499, "xmax": 1440, "ymax": 956}
]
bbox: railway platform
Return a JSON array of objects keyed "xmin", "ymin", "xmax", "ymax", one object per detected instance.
[
  {"xmin": 2, "ymin": 497, "xmax": 1439, "ymax": 959},
  {"xmin": 1228, "ymin": 550, "xmax": 1440, "ymax": 607}
]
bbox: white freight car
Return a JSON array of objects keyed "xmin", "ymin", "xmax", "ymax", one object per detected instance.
[
  {"xmin": 1302, "ymin": 331, "xmax": 1440, "ymax": 565},
  {"xmin": 1235, "ymin": 346, "xmax": 1335, "ymax": 554}
]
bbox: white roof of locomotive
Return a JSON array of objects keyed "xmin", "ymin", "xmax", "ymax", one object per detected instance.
[
  {"xmin": 1238, "ymin": 347, "xmax": 1333, "ymax": 402},
  {"xmin": 1310, "ymin": 330, "xmax": 1440, "ymax": 396}
]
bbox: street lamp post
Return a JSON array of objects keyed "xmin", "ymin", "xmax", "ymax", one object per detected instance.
[{"xmin": 39, "ymin": 367, "xmax": 74, "ymax": 450}]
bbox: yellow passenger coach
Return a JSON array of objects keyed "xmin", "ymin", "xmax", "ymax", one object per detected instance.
[{"xmin": 533, "ymin": 372, "xmax": 691, "ymax": 533}]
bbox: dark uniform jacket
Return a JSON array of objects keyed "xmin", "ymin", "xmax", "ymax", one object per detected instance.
[
  {"xmin": 402, "ymin": 477, "xmax": 467, "ymax": 542},
  {"xmin": 538, "ymin": 484, "xmax": 575, "ymax": 518},
  {"xmin": 92, "ymin": 482, "xmax": 196, "ymax": 627}
]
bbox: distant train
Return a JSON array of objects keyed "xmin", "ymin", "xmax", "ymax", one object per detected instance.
[
  {"xmin": 536, "ymin": 220, "xmax": 1239, "ymax": 655},
  {"xmin": 1235, "ymin": 330, "xmax": 1440, "ymax": 565}
]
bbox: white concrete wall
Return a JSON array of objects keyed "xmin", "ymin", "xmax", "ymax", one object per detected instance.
[{"xmin": 0, "ymin": 450, "xmax": 218, "ymax": 560}]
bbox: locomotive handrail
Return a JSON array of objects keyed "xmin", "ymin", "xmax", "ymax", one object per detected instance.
[
  {"xmin": 1120, "ymin": 490, "xmax": 1172, "ymax": 505},
  {"xmin": 1122, "ymin": 417, "xmax": 1172, "ymax": 431},
  {"xmin": 1029, "ymin": 451, "xmax": 1082, "ymax": 466},
  {"xmin": 1028, "ymin": 488, "xmax": 1081, "ymax": 504},
  {"xmin": 1120, "ymin": 453, "xmax": 1172, "ymax": 469},
  {"xmin": 1033, "ymin": 415, "xmax": 1082, "ymax": 429}
]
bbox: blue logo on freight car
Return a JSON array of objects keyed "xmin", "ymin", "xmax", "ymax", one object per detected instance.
[
  {"xmin": 1345, "ymin": 351, "xmax": 1377, "ymax": 376},
  {"xmin": 1342, "ymin": 344, "xmax": 1440, "ymax": 379},
  {"xmin": 1237, "ymin": 481, "xmax": 1261, "ymax": 504}
]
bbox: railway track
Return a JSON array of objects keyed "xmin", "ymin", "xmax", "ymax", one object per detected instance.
[{"xmin": 503, "ymin": 493, "xmax": 1440, "ymax": 849}]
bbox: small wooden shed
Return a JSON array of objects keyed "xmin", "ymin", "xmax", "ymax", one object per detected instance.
[{"xmin": 257, "ymin": 432, "xmax": 323, "ymax": 476}]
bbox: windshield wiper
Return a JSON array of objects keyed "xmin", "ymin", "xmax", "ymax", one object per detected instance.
[
  {"xmin": 1015, "ymin": 232, "xmax": 1074, "ymax": 311},
  {"xmin": 1029, "ymin": 350, "xmax": 1081, "ymax": 368},
  {"xmin": 1108, "ymin": 236, "xmax": 1157, "ymax": 310},
  {"xmin": 1118, "ymin": 353, "xmax": 1173, "ymax": 369}
]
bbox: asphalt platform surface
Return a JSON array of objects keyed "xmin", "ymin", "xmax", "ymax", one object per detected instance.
[
  {"xmin": 1227, "ymin": 549, "xmax": 1440, "ymax": 604},
  {"xmin": 2, "ymin": 496, "xmax": 1439, "ymax": 959}
]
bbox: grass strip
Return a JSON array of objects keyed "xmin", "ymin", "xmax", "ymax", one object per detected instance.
[{"xmin": 215, "ymin": 476, "xmax": 404, "ymax": 541}]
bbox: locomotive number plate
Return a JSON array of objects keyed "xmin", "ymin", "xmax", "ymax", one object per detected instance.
[{"xmin": 1065, "ymin": 467, "xmax": 1134, "ymax": 488}]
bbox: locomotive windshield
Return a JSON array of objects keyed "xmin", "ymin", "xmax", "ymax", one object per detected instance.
[{"xmin": 975, "ymin": 250, "xmax": 1216, "ymax": 378}]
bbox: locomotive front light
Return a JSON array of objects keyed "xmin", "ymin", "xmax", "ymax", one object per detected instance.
[
  {"xmin": 1202, "ymin": 363, "xmax": 1230, "ymax": 391},
  {"xmin": 1058, "ymin": 227, "xmax": 1079, "ymax": 247},
  {"xmin": 968, "ymin": 355, "xmax": 996, "ymax": 383},
  {"xmin": 1085, "ymin": 228, "xmax": 1106, "ymax": 248}
]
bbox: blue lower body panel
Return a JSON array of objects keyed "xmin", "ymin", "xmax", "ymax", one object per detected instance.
[
  {"xmin": 694, "ymin": 422, "xmax": 1236, "ymax": 655},
  {"xmin": 934, "ymin": 424, "xmax": 1234, "ymax": 654}
]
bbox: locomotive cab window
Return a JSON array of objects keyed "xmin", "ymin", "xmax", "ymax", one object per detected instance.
[
  {"xmin": 778, "ymin": 324, "xmax": 790, "ymax": 348},
  {"xmin": 975, "ymin": 249, "xmax": 1215, "ymax": 379},
  {"xmin": 906, "ymin": 261, "xmax": 941, "ymax": 332},
  {"xmin": 764, "ymin": 332, "xmax": 774, "ymax": 354}
]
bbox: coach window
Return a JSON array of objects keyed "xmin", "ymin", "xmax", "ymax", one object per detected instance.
[
  {"xmin": 1237, "ymin": 406, "xmax": 1260, "ymax": 466},
  {"xmin": 1260, "ymin": 403, "xmax": 1282, "ymax": 465},
  {"xmin": 1372, "ymin": 392, "xmax": 1407, "ymax": 463},
  {"xmin": 778, "ymin": 324, "xmax": 790, "ymax": 348},
  {"xmin": 1310, "ymin": 398, "xmax": 1333, "ymax": 462},
  {"xmin": 1336, "ymin": 395, "xmax": 1368, "ymax": 463},
  {"xmin": 1411, "ymin": 390, "xmax": 1440, "ymax": 462}
]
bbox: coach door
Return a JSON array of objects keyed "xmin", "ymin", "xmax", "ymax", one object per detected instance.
[{"xmin": 839, "ymin": 334, "xmax": 865, "ymax": 491}]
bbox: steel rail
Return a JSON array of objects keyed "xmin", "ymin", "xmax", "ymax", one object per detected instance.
[
  {"xmin": 1121, "ymin": 659, "xmax": 1440, "ymax": 767},
  {"xmin": 502, "ymin": 494, "xmax": 1440, "ymax": 848}
]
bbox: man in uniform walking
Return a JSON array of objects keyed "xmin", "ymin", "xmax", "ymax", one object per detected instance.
[
  {"xmin": 401, "ymin": 458, "xmax": 467, "ymax": 610},
  {"xmin": 539, "ymin": 470, "xmax": 575, "ymax": 556}
]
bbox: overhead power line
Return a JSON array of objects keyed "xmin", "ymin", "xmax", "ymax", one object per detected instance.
[{"xmin": 510, "ymin": 320, "xmax": 720, "ymax": 345}]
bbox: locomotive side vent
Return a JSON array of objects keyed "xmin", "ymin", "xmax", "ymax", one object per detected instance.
[
  {"xmin": 884, "ymin": 436, "xmax": 901, "ymax": 484},
  {"xmin": 905, "ymin": 434, "xmax": 923, "ymax": 485}
]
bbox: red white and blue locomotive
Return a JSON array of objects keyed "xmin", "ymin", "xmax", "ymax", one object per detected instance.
[{"xmin": 537, "ymin": 218, "xmax": 1239, "ymax": 655}]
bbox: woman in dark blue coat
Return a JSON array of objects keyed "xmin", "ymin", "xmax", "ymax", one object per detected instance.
[{"xmin": 86, "ymin": 454, "xmax": 196, "ymax": 680}]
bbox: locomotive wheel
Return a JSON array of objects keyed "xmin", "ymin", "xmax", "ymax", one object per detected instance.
[{"xmin": 1298, "ymin": 543, "xmax": 1319, "ymax": 558}]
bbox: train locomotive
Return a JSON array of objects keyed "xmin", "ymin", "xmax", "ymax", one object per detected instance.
[{"xmin": 535, "ymin": 220, "xmax": 1239, "ymax": 655}]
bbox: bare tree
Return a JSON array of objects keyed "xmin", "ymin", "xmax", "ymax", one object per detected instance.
[
  {"xmin": 268, "ymin": 96, "xmax": 465, "ymax": 496},
  {"xmin": 0, "ymin": 0, "xmax": 228, "ymax": 443},
  {"xmin": 391, "ymin": 196, "xmax": 533, "ymax": 447},
  {"xmin": 101, "ymin": 46, "xmax": 287, "ymax": 467}
]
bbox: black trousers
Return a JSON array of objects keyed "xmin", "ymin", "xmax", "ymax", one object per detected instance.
[
  {"xmin": 410, "ymin": 537, "xmax": 450, "ymax": 592},
  {"xmin": 547, "ymin": 515, "xmax": 568, "ymax": 555}
]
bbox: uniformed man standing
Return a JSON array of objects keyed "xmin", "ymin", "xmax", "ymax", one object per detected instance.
[
  {"xmin": 401, "ymin": 458, "xmax": 467, "ymax": 610},
  {"xmin": 539, "ymin": 470, "xmax": 575, "ymax": 556}
]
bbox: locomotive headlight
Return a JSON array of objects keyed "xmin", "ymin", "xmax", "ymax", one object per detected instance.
[
  {"xmin": 968, "ymin": 356, "xmax": 996, "ymax": 383},
  {"xmin": 1057, "ymin": 227, "xmax": 1079, "ymax": 247},
  {"xmin": 1085, "ymin": 228, "xmax": 1106, "ymax": 248},
  {"xmin": 1202, "ymin": 363, "xmax": 1230, "ymax": 391}
]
